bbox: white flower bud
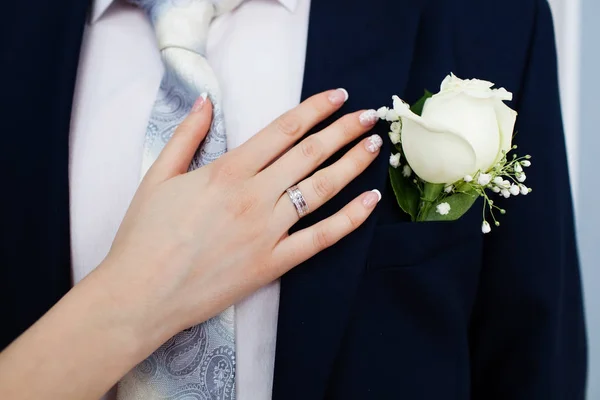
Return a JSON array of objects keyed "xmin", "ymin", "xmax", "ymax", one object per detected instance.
[
  {"xmin": 478, "ymin": 173, "xmax": 492, "ymax": 186},
  {"xmin": 482, "ymin": 221, "xmax": 492, "ymax": 234},
  {"xmin": 509, "ymin": 184, "xmax": 520, "ymax": 196},
  {"xmin": 502, "ymin": 180, "xmax": 511, "ymax": 188},
  {"xmin": 402, "ymin": 164, "xmax": 412, "ymax": 178},
  {"xmin": 493, "ymin": 176, "xmax": 504, "ymax": 185},
  {"xmin": 389, "ymin": 153, "xmax": 401, "ymax": 168},
  {"xmin": 513, "ymin": 163, "xmax": 523, "ymax": 173},
  {"xmin": 519, "ymin": 184, "xmax": 529, "ymax": 195},
  {"xmin": 521, "ymin": 160, "xmax": 531, "ymax": 167},
  {"xmin": 444, "ymin": 185, "xmax": 454, "ymax": 194},
  {"xmin": 389, "ymin": 131, "xmax": 401, "ymax": 144},
  {"xmin": 492, "ymin": 186, "xmax": 501, "ymax": 193},
  {"xmin": 385, "ymin": 109, "xmax": 400, "ymax": 122},
  {"xmin": 517, "ymin": 173, "xmax": 527, "ymax": 183},
  {"xmin": 464, "ymin": 175, "xmax": 473, "ymax": 183},
  {"xmin": 377, "ymin": 107, "xmax": 389, "ymax": 119},
  {"xmin": 501, "ymin": 189, "xmax": 511, "ymax": 198},
  {"xmin": 436, "ymin": 202, "xmax": 451, "ymax": 216},
  {"xmin": 390, "ymin": 121, "xmax": 401, "ymax": 134}
]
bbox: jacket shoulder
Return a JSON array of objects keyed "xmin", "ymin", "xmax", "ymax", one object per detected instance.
[{"xmin": 452, "ymin": 0, "xmax": 548, "ymax": 102}]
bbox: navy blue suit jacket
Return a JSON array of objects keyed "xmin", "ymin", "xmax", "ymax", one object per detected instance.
[{"xmin": 0, "ymin": 0, "xmax": 587, "ymax": 398}]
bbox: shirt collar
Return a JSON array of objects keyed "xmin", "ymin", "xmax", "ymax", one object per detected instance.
[{"xmin": 90, "ymin": 0, "xmax": 298, "ymax": 24}]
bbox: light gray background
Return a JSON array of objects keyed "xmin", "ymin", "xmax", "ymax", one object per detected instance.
[
  {"xmin": 579, "ymin": 0, "xmax": 599, "ymax": 397},
  {"xmin": 548, "ymin": 0, "xmax": 598, "ymax": 397}
]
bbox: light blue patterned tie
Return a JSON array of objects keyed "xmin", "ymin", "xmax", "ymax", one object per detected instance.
[{"xmin": 118, "ymin": 1, "xmax": 244, "ymax": 399}]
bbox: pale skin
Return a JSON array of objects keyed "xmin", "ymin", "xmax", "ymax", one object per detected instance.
[{"xmin": 0, "ymin": 89, "xmax": 383, "ymax": 399}]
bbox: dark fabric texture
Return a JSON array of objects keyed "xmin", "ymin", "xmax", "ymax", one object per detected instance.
[
  {"xmin": 0, "ymin": 0, "xmax": 586, "ymax": 398},
  {"xmin": 0, "ymin": 1, "xmax": 89, "ymax": 349},
  {"xmin": 273, "ymin": 0, "xmax": 587, "ymax": 399}
]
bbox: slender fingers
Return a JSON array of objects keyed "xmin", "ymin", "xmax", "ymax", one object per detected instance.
[
  {"xmin": 271, "ymin": 190, "xmax": 381, "ymax": 273},
  {"xmin": 272, "ymin": 134, "xmax": 383, "ymax": 227},
  {"xmin": 260, "ymin": 109, "xmax": 380, "ymax": 191},
  {"xmin": 142, "ymin": 95, "xmax": 213, "ymax": 186},
  {"xmin": 231, "ymin": 89, "xmax": 349, "ymax": 173}
]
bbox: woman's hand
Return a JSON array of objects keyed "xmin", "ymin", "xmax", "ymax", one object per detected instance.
[
  {"xmin": 0, "ymin": 89, "xmax": 382, "ymax": 400},
  {"xmin": 102, "ymin": 89, "xmax": 383, "ymax": 344}
]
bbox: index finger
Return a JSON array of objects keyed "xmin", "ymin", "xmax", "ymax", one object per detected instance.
[{"xmin": 230, "ymin": 89, "xmax": 349, "ymax": 173}]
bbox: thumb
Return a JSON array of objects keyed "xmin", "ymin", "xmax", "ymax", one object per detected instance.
[{"xmin": 143, "ymin": 93, "xmax": 213, "ymax": 186}]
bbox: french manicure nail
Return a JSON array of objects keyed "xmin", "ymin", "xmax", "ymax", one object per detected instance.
[
  {"xmin": 363, "ymin": 189, "xmax": 382, "ymax": 208},
  {"xmin": 328, "ymin": 88, "xmax": 349, "ymax": 106},
  {"xmin": 191, "ymin": 92, "xmax": 208, "ymax": 113},
  {"xmin": 359, "ymin": 109, "xmax": 379, "ymax": 126},
  {"xmin": 365, "ymin": 134, "xmax": 383, "ymax": 153}
]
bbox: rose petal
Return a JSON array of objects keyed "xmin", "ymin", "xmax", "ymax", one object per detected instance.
[
  {"xmin": 422, "ymin": 93, "xmax": 501, "ymax": 173},
  {"xmin": 399, "ymin": 112, "xmax": 477, "ymax": 184},
  {"xmin": 492, "ymin": 87, "xmax": 514, "ymax": 101},
  {"xmin": 492, "ymin": 100, "xmax": 518, "ymax": 164}
]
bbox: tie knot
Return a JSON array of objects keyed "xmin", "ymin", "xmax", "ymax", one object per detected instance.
[{"xmin": 131, "ymin": 0, "xmax": 244, "ymax": 54}]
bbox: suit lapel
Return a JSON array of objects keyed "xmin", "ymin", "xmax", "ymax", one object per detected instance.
[
  {"xmin": 0, "ymin": 0, "xmax": 89, "ymax": 349},
  {"xmin": 273, "ymin": 0, "xmax": 424, "ymax": 398}
]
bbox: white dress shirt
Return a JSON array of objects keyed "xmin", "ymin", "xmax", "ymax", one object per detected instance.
[{"xmin": 69, "ymin": 0, "xmax": 310, "ymax": 398}]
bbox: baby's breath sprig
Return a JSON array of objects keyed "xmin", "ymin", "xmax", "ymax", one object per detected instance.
[{"xmin": 443, "ymin": 146, "xmax": 532, "ymax": 233}]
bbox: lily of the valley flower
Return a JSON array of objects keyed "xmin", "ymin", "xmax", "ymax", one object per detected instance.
[
  {"xmin": 377, "ymin": 107, "xmax": 388, "ymax": 119},
  {"xmin": 514, "ymin": 163, "xmax": 523, "ymax": 173},
  {"xmin": 436, "ymin": 202, "xmax": 451, "ymax": 216},
  {"xmin": 482, "ymin": 221, "xmax": 492, "ymax": 234},
  {"xmin": 390, "ymin": 74, "xmax": 518, "ymax": 184},
  {"xmin": 389, "ymin": 153, "xmax": 401, "ymax": 168},
  {"xmin": 389, "ymin": 131, "xmax": 401, "ymax": 144},
  {"xmin": 509, "ymin": 184, "xmax": 521, "ymax": 196},
  {"xmin": 477, "ymin": 173, "xmax": 492, "ymax": 186}
]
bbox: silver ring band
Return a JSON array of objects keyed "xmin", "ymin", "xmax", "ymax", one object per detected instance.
[{"xmin": 286, "ymin": 185, "xmax": 309, "ymax": 218}]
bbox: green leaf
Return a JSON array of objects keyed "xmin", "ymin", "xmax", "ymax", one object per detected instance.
[
  {"xmin": 424, "ymin": 190, "xmax": 479, "ymax": 222},
  {"xmin": 410, "ymin": 90, "xmax": 434, "ymax": 116},
  {"xmin": 389, "ymin": 166, "xmax": 420, "ymax": 221},
  {"xmin": 416, "ymin": 182, "xmax": 446, "ymax": 221}
]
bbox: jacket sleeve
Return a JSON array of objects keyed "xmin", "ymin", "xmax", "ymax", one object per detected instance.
[{"xmin": 469, "ymin": 1, "xmax": 587, "ymax": 398}]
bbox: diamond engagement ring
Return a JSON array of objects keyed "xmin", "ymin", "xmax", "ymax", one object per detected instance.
[{"xmin": 286, "ymin": 185, "xmax": 309, "ymax": 218}]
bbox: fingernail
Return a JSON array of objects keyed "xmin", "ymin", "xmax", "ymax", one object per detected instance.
[
  {"xmin": 328, "ymin": 88, "xmax": 349, "ymax": 106},
  {"xmin": 191, "ymin": 92, "xmax": 208, "ymax": 113},
  {"xmin": 365, "ymin": 134, "xmax": 383, "ymax": 153},
  {"xmin": 359, "ymin": 109, "xmax": 379, "ymax": 126},
  {"xmin": 363, "ymin": 189, "xmax": 382, "ymax": 208}
]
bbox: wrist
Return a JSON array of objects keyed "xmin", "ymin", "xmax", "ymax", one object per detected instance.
[
  {"xmin": 0, "ymin": 261, "xmax": 161, "ymax": 400},
  {"xmin": 92, "ymin": 256, "xmax": 178, "ymax": 356}
]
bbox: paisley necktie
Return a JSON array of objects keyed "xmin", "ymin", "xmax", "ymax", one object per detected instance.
[{"xmin": 118, "ymin": 1, "xmax": 244, "ymax": 399}]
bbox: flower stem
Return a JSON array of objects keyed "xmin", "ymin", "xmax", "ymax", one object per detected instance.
[{"xmin": 417, "ymin": 183, "xmax": 445, "ymax": 221}]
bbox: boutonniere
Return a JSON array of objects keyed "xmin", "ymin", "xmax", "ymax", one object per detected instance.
[{"xmin": 377, "ymin": 73, "xmax": 532, "ymax": 233}]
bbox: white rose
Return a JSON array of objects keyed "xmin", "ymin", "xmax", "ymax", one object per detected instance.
[{"xmin": 394, "ymin": 73, "xmax": 518, "ymax": 184}]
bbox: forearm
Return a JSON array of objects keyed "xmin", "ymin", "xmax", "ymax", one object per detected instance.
[{"xmin": 0, "ymin": 264, "xmax": 158, "ymax": 400}]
